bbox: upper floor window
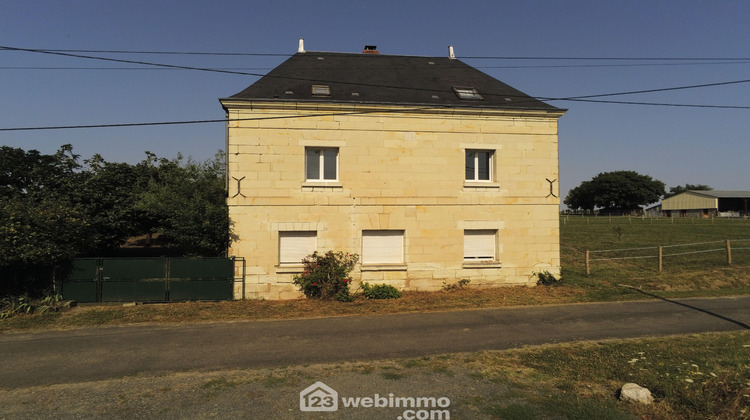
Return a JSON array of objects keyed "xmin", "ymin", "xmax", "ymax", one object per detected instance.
[
  {"xmin": 465, "ymin": 150, "xmax": 493, "ymax": 182},
  {"xmin": 305, "ymin": 147, "xmax": 338, "ymax": 181}
]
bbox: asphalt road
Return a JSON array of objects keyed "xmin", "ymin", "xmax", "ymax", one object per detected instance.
[{"xmin": 1, "ymin": 295, "xmax": 748, "ymax": 390}]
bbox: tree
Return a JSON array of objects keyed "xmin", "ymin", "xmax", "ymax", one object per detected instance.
[
  {"xmin": 81, "ymin": 155, "xmax": 150, "ymax": 252},
  {"xmin": 0, "ymin": 145, "xmax": 91, "ymax": 294},
  {"xmin": 564, "ymin": 170, "xmax": 665, "ymax": 214},
  {"xmin": 133, "ymin": 152, "xmax": 232, "ymax": 256},
  {"xmin": 664, "ymin": 184, "xmax": 712, "ymax": 199},
  {"xmin": 1, "ymin": 145, "xmax": 233, "ymax": 296},
  {"xmin": 562, "ymin": 180, "xmax": 597, "ymax": 213}
]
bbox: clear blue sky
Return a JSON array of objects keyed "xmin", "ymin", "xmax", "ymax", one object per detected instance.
[{"xmin": 2, "ymin": 0, "xmax": 750, "ymax": 204}]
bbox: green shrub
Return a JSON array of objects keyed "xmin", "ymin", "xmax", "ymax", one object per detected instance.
[
  {"xmin": 0, "ymin": 293, "xmax": 73, "ymax": 319},
  {"xmin": 293, "ymin": 251, "xmax": 359, "ymax": 301},
  {"xmin": 361, "ymin": 282, "xmax": 402, "ymax": 300}
]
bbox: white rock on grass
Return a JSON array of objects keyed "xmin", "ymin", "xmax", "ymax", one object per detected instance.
[{"xmin": 618, "ymin": 383, "xmax": 654, "ymax": 404}]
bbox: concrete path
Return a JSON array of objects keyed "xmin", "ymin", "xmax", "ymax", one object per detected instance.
[{"xmin": 1, "ymin": 295, "xmax": 748, "ymax": 389}]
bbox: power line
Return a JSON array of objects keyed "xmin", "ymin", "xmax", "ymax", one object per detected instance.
[
  {"xmin": 462, "ymin": 55, "xmax": 750, "ymax": 61},
  {"xmin": 5, "ymin": 44, "xmax": 749, "ymax": 101},
  {"xmin": 2, "ymin": 44, "xmax": 749, "ymax": 133},
  {"xmin": 6, "ymin": 61, "xmax": 750, "ymax": 72},
  {"xmin": 543, "ymin": 78, "xmax": 750, "ymax": 101},
  {"xmin": 3, "ymin": 94, "xmax": 750, "ymax": 133},
  {"xmin": 0, "ymin": 66, "xmax": 273, "ymax": 71},
  {"xmin": 7, "ymin": 47, "xmax": 750, "ymax": 62},
  {"xmin": 557, "ymin": 98, "xmax": 750, "ymax": 109},
  {"xmin": 475, "ymin": 61, "xmax": 750, "ymax": 69},
  {"xmin": 0, "ymin": 45, "xmax": 266, "ymax": 77},
  {"xmin": 34, "ymin": 49, "xmax": 290, "ymax": 57},
  {"xmin": 0, "ymin": 108, "xmax": 435, "ymax": 132},
  {"xmin": 6, "ymin": 46, "xmax": 750, "ymax": 76}
]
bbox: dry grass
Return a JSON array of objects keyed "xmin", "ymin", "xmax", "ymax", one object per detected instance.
[
  {"xmin": 0, "ymin": 286, "xmax": 585, "ymax": 332},
  {"xmin": 463, "ymin": 331, "xmax": 750, "ymax": 420}
]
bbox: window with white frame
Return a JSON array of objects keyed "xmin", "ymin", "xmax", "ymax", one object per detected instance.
[
  {"xmin": 305, "ymin": 147, "xmax": 338, "ymax": 181},
  {"xmin": 464, "ymin": 229, "xmax": 496, "ymax": 261},
  {"xmin": 278, "ymin": 231, "xmax": 317, "ymax": 265},
  {"xmin": 465, "ymin": 150, "xmax": 493, "ymax": 182},
  {"xmin": 361, "ymin": 230, "xmax": 404, "ymax": 264}
]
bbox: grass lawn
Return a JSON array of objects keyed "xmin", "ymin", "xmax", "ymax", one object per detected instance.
[
  {"xmin": 561, "ymin": 216, "xmax": 750, "ymax": 300},
  {"xmin": 442, "ymin": 331, "xmax": 750, "ymax": 419}
]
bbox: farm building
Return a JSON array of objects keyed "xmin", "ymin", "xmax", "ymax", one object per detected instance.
[
  {"xmin": 219, "ymin": 42, "xmax": 565, "ymax": 299},
  {"xmin": 661, "ymin": 190, "xmax": 750, "ymax": 218}
]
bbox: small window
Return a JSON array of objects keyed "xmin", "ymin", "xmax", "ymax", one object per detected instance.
[
  {"xmin": 464, "ymin": 230, "xmax": 496, "ymax": 261},
  {"xmin": 305, "ymin": 147, "xmax": 338, "ymax": 181},
  {"xmin": 279, "ymin": 231, "xmax": 317, "ymax": 265},
  {"xmin": 362, "ymin": 230, "xmax": 404, "ymax": 264},
  {"xmin": 312, "ymin": 85, "xmax": 330, "ymax": 96},
  {"xmin": 465, "ymin": 150, "xmax": 493, "ymax": 181},
  {"xmin": 453, "ymin": 87, "xmax": 483, "ymax": 100}
]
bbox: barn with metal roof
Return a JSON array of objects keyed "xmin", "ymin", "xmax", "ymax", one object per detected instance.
[{"xmin": 661, "ymin": 190, "xmax": 750, "ymax": 218}]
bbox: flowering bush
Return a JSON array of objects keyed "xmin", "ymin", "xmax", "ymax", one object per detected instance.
[{"xmin": 293, "ymin": 251, "xmax": 359, "ymax": 301}]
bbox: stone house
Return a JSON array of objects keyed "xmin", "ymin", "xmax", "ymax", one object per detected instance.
[{"xmin": 220, "ymin": 43, "xmax": 565, "ymax": 299}]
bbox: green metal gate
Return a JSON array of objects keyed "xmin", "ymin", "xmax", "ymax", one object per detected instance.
[{"xmin": 61, "ymin": 257, "xmax": 241, "ymax": 303}]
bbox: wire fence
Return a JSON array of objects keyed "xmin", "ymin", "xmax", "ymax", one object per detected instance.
[{"xmin": 585, "ymin": 239, "xmax": 750, "ymax": 275}]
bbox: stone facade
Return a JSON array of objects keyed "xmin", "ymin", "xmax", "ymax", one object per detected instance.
[{"xmin": 221, "ymin": 101, "xmax": 563, "ymax": 299}]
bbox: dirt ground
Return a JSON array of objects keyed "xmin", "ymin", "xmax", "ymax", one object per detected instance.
[{"xmin": 0, "ymin": 359, "xmax": 514, "ymax": 420}]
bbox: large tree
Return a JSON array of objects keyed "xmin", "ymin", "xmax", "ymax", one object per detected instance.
[
  {"xmin": 133, "ymin": 152, "xmax": 232, "ymax": 256},
  {"xmin": 0, "ymin": 145, "xmax": 232, "ymax": 295},
  {"xmin": 0, "ymin": 145, "xmax": 91, "ymax": 293},
  {"xmin": 564, "ymin": 170, "xmax": 665, "ymax": 213},
  {"xmin": 663, "ymin": 184, "xmax": 712, "ymax": 199}
]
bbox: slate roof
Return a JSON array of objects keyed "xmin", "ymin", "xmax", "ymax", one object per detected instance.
[{"xmin": 223, "ymin": 51, "xmax": 561, "ymax": 112}]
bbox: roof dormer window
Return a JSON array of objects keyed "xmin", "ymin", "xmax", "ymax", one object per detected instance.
[
  {"xmin": 312, "ymin": 85, "xmax": 331, "ymax": 96},
  {"xmin": 453, "ymin": 87, "xmax": 483, "ymax": 101}
]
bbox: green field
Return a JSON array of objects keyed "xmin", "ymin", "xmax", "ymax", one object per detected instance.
[{"xmin": 561, "ymin": 216, "xmax": 750, "ymax": 300}]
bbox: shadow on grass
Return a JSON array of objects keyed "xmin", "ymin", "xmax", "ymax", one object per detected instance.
[{"xmin": 618, "ymin": 285, "xmax": 750, "ymax": 330}]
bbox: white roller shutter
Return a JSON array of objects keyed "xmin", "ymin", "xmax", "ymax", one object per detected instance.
[
  {"xmin": 279, "ymin": 231, "xmax": 317, "ymax": 264},
  {"xmin": 362, "ymin": 231, "xmax": 404, "ymax": 264},
  {"xmin": 464, "ymin": 230, "xmax": 496, "ymax": 260}
]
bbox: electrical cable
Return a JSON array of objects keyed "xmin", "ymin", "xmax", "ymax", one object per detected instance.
[
  {"xmin": 8, "ymin": 47, "xmax": 750, "ymax": 62},
  {"xmin": 2, "ymin": 45, "xmax": 750, "ymax": 133}
]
